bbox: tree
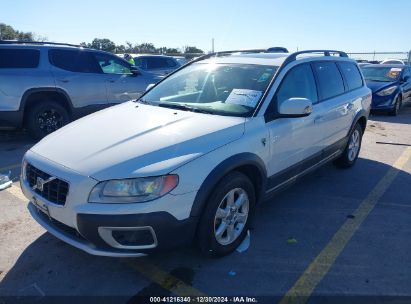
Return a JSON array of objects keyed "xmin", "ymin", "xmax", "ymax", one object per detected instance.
[
  {"xmin": 115, "ymin": 44, "xmax": 126, "ymax": 53},
  {"xmin": 90, "ymin": 38, "xmax": 116, "ymax": 52},
  {"xmin": 184, "ymin": 46, "xmax": 204, "ymax": 54},
  {"xmin": 137, "ymin": 42, "xmax": 156, "ymax": 53},
  {"xmin": 79, "ymin": 42, "xmax": 90, "ymax": 47},
  {"xmin": 166, "ymin": 48, "xmax": 179, "ymax": 54},
  {"xmin": 156, "ymin": 46, "xmax": 167, "ymax": 54},
  {"xmin": 0, "ymin": 23, "xmax": 35, "ymax": 41}
]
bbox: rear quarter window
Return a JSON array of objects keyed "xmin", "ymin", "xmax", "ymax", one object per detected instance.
[
  {"xmin": 166, "ymin": 58, "xmax": 177, "ymax": 68},
  {"xmin": 0, "ymin": 48, "xmax": 40, "ymax": 68},
  {"xmin": 338, "ymin": 62, "xmax": 363, "ymax": 90},
  {"xmin": 313, "ymin": 62, "xmax": 345, "ymax": 100}
]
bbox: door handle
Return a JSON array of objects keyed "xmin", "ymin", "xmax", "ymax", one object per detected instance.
[{"xmin": 57, "ymin": 79, "xmax": 69, "ymax": 83}]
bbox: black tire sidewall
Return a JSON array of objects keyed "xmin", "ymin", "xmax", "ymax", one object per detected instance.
[
  {"xmin": 390, "ymin": 96, "xmax": 401, "ymax": 116},
  {"xmin": 26, "ymin": 102, "xmax": 70, "ymax": 139},
  {"xmin": 197, "ymin": 171, "xmax": 256, "ymax": 257},
  {"xmin": 343, "ymin": 124, "xmax": 363, "ymax": 167}
]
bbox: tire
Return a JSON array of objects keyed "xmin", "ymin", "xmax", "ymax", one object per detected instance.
[
  {"xmin": 334, "ymin": 123, "xmax": 363, "ymax": 168},
  {"xmin": 389, "ymin": 95, "xmax": 402, "ymax": 116},
  {"xmin": 197, "ymin": 171, "xmax": 256, "ymax": 257},
  {"xmin": 26, "ymin": 101, "xmax": 70, "ymax": 139}
]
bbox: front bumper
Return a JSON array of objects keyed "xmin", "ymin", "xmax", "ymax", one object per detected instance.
[
  {"xmin": 22, "ymin": 150, "xmax": 199, "ymax": 257},
  {"xmin": 28, "ymin": 202, "xmax": 198, "ymax": 257},
  {"xmin": 370, "ymin": 93, "xmax": 396, "ymax": 110}
]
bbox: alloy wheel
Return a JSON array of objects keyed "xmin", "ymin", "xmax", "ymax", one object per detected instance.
[{"xmin": 213, "ymin": 188, "xmax": 249, "ymax": 245}]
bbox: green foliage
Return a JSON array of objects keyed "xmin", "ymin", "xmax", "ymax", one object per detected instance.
[
  {"xmin": 0, "ymin": 23, "xmax": 34, "ymax": 41},
  {"xmin": 1, "ymin": 23, "xmax": 205, "ymax": 57},
  {"xmin": 184, "ymin": 46, "xmax": 204, "ymax": 54}
]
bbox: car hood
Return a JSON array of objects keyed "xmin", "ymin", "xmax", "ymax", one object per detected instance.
[
  {"xmin": 366, "ymin": 80, "xmax": 398, "ymax": 93},
  {"xmin": 31, "ymin": 102, "xmax": 245, "ymax": 180}
]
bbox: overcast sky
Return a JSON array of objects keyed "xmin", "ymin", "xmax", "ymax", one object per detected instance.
[{"xmin": 1, "ymin": 0, "xmax": 410, "ymax": 55}]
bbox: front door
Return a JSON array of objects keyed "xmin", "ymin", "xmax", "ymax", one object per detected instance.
[
  {"xmin": 264, "ymin": 63, "xmax": 322, "ymax": 188},
  {"xmin": 94, "ymin": 53, "xmax": 151, "ymax": 104}
]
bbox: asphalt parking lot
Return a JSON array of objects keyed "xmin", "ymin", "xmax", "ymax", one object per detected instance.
[{"xmin": 0, "ymin": 106, "xmax": 410, "ymax": 304}]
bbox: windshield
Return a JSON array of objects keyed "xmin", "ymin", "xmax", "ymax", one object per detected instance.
[
  {"xmin": 140, "ymin": 62, "xmax": 278, "ymax": 116},
  {"xmin": 361, "ymin": 66, "xmax": 403, "ymax": 82}
]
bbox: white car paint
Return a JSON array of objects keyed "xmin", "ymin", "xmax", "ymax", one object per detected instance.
[
  {"xmin": 31, "ymin": 101, "xmax": 245, "ymax": 180},
  {"xmin": 21, "ymin": 51, "xmax": 371, "ymax": 257}
]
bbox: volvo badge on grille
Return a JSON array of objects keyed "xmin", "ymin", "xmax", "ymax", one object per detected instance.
[{"xmin": 33, "ymin": 176, "xmax": 56, "ymax": 192}]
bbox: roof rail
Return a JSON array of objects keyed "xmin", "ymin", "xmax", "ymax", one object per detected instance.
[
  {"xmin": 0, "ymin": 40, "xmax": 86, "ymax": 48},
  {"xmin": 191, "ymin": 47, "xmax": 289, "ymax": 63},
  {"xmin": 283, "ymin": 50, "xmax": 348, "ymax": 65}
]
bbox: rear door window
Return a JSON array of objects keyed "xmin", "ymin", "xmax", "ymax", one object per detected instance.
[
  {"xmin": 338, "ymin": 62, "xmax": 363, "ymax": 90},
  {"xmin": 313, "ymin": 62, "xmax": 345, "ymax": 100},
  {"xmin": 49, "ymin": 49, "xmax": 102, "ymax": 73},
  {"xmin": 146, "ymin": 57, "xmax": 169, "ymax": 69},
  {"xmin": 0, "ymin": 48, "xmax": 40, "ymax": 68}
]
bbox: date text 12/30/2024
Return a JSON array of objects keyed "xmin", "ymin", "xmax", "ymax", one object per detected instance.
[{"xmin": 149, "ymin": 296, "xmax": 258, "ymax": 303}]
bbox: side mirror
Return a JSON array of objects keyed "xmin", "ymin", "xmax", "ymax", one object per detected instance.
[
  {"xmin": 146, "ymin": 83, "xmax": 155, "ymax": 91},
  {"xmin": 278, "ymin": 97, "xmax": 313, "ymax": 117},
  {"xmin": 130, "ymin": 66, "xmax": 141, "ymax": 76}
]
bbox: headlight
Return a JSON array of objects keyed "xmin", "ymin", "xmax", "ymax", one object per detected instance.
[
  {"xmin": 376, "ymin": 86, "xmax": 397, "ymax": 96},
  {"xmin": 88, "ymin": 175, "xmax": 179, "ymax": 203}
]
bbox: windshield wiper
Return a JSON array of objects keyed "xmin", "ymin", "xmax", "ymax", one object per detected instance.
[
  {"xmin": 137, "ymin": 99, "xmax": 156, "ymax": 105},
  {"xmin": 158, "ymin": 103, "xmax": 214, "ymax": 114}
]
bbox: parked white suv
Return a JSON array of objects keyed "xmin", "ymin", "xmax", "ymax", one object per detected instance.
[{"xmin": 21, "ymin": 49, "xmax": 371, "ymax": 257}]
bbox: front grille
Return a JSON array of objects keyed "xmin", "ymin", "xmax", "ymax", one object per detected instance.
[{"xmin": 26, "ymin": 163, "xmax": 69, "ymax": 205}]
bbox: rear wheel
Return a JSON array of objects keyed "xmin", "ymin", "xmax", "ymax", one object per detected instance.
[
  {"xmin": 389, "ymin": 95, "xmax": 402, "ymax": 116},
  {"xmin": 26, "ymin": 101, "xmax": 70, "ymax": 139},
  {"xmin": 334, "ymin": 123, "xmax": 363, "ymax": 168},
  {"xmin": 197, "ymin": 171, "xmax": 255, "ymax": 257}
]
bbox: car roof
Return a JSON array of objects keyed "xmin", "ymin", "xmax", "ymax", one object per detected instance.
[
  {"xmin": 362, "ymin": 64, "xmax": 406, "ymax": 68},
  {"xmin": 0, "ymin": 43, "xmax": 120, "ymax": 57},
  {"xmin": 198, "ymin": 52, "xmax": 354, "ymax": 67},
  {"xmin": 134, "ymin": 54, "xmax": 176, "ymax": 58}
]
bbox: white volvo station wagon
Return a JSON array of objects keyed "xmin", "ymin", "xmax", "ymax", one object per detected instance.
[{"xmin": 21, "ymin": 49, "xmax": 371, "ymax": 257}]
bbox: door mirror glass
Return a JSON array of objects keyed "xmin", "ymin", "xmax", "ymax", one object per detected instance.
[{"xmin": 278, "ymin": 98, "xmax": 313, "ymax": 117}]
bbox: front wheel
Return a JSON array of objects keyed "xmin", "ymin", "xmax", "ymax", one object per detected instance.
[
  {"xmin": 389, "ymin": 96, "xmax": 402, "ymax": 116},
  {"xmin": 26, "ymin": 101, "xmax": 70, "ymax": 139},
  {"xmin": 334, "ymin": 123, "xmax": 363, "ymax": 168},
  {"xmin": 197, "ymin": 171, "xmax": 255, "ymax": 257}
]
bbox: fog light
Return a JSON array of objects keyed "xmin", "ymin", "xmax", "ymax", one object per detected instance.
[{"xmin": 112, "ymin": 229, "xmax": 154, "ymax": 246}]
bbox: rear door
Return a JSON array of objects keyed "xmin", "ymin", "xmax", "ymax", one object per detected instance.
[
  {"xmin": 93, "ymin": 52, "xmax": 154, "ymax": 104},
  {"xmin": 49, "ymin": 49, "xmax": 108, "ymax": 109},
  {"xmin": 145, "ymin": 57, "xmax": 178, "ymax": 75},
  {"xmin": 312, "ymin": 61, "xmax": 355, "ymax": 149},
  {"xmin": 265, "ymin": 63, "xmax": 321, "ymax": 180}
]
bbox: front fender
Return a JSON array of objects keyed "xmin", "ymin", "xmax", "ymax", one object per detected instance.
[{"xmin": 188, "ymin": 153, "xmax": 267, "ymax": 217}]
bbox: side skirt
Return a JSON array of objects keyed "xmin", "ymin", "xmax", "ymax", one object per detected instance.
[{"xmin": 264, "ymin": 137, "xmax": 348, "ymax": 198}]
